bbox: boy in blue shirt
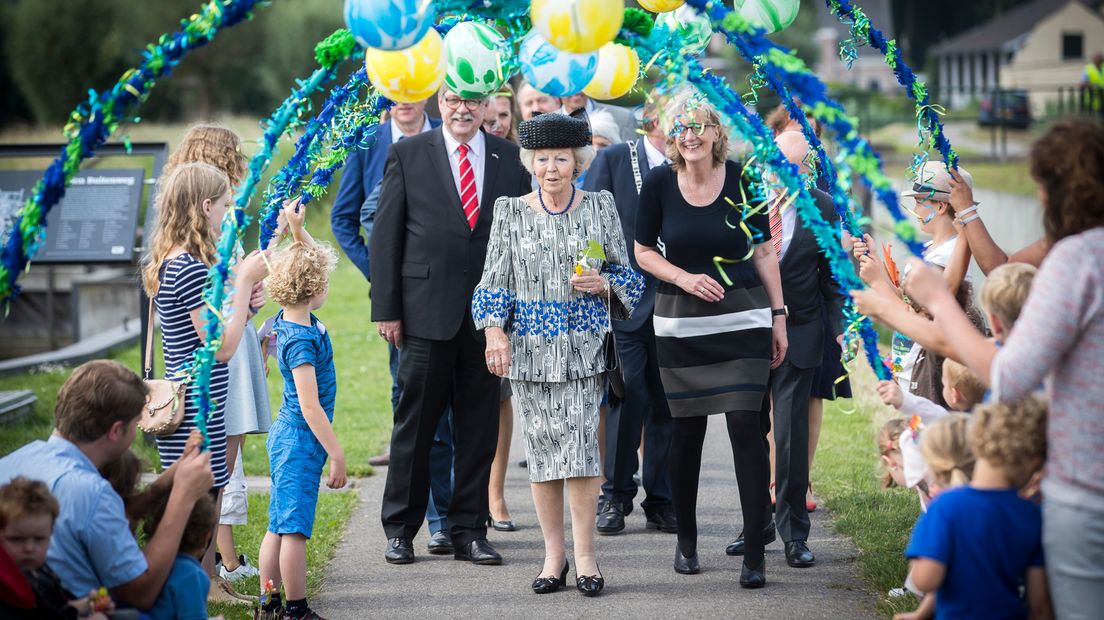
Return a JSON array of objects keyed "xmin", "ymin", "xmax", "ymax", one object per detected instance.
[
  {"xmin": 257, "ymin": 199, "xmax": 344, "ymax": 620},
  {"xmin": 906, "ymin": 395, "xmax": 1053, "ymax": 619},
  {"xmin": 139, "ymin": 487, "xmax": 217, "ymax": 620}
]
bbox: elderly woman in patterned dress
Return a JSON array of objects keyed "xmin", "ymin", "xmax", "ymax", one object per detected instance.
[{"xmin": 473, "ymin": 113, "xmax": 644, "ymax": 597}]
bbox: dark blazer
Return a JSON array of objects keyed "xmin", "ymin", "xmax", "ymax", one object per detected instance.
[
  {"xmin": 779, "ymin": 188, "xmax": 846, "ymax": 369},
  {"xmin": 331, "ymin": 117, "xmax": 442, "ymax": 281},
  {"xmin": 582, "ymin": 140, "xmax": 659, "ymax": 332},
  {"xmin": 370, "ymin": 127, "xmax": 531, "ymax": 341}
]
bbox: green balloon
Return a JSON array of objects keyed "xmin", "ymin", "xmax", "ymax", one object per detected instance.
[
  {"xmin": 443, "ymin": 21, "xmax": 509, "ymax": 99},
  {"xmin": 737, "ymin": 0, "xmax": 800, "ymax": 34}
]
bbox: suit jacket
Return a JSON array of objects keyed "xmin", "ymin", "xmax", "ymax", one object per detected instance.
[
  {"xmin": 583, "ymin": 140, "xmax": 658, "ymax": 332},
  {"xmin": 592, "ymin": 102, "xmax": 638, "ymax": 142},
  {"xmin": 370, "ymin": 127, "xmax": 531, "ymax": 341},
  {"xmin": 330, "ymin": 117, "xmax": 442, "ymax": 281},
  {"xmin": 779, "ymin": 188, "xmax": 846, "ymax": 369}
]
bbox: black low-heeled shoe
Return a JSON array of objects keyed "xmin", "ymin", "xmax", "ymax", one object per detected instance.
[
  {"xmin": 532, "ymin": 560, "xmax": 569, "ymax": 594},
  {"xmin": 673, "ymin": 545, "xmax": 701, "ymax": 575},
  {"xmin": 486, "ymin": 516, "xmax": 518, "ymax": 532},
  {"xmin": 739, "ymin": 560, "xmax": 766, "ymax": 589},
  {"xmin": 575, "ymin": 565, "xmax": 604, "ymax": 597}
]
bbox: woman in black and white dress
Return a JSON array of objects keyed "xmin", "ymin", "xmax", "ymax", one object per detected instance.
[
  {"xmin": 473, "ymin": 113, "xmax": 644, "ymax": 596},
  {"xmin": 634, "ymin": 93, "xmax": 787, "ymax": 588}
]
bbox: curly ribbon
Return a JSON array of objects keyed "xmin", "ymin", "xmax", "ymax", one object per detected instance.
[
  {"xmin": 188, "ymin": 29, "xmax": 361, "ymax": 447},
  {"xmin": 824, "ymin": 0, "xmax": 960, "ymax": 175},
  {"xmin": 0, "ymin": 0, "xmax": 268, "ymax": 309},
  {"xmin": 257, "ymin": 67, "xmax": 374, "ymax": 248}
]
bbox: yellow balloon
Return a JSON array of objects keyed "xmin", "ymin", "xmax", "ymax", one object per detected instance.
[
  {"xmin": 638, "ymin": 0, "xmax": 685, "ymax": 12},
  {"xmin": 531, "ymin": 0, "xmax": 623, "ymax": 54},
  {"xmin": 583, "ymin": 43, "xmax": 640, "ymax": 100},
  {"xmin": 364, "ymin": 29, "xmax": 445, "ymax": 103}
]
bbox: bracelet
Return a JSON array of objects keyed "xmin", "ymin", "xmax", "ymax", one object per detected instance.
[
  {"xmin": 958, "ymin": 213, "xmax": 981, "ymax": 225},
  {"xmin": 956, "ymin": 204, "xmax": 979, "ymax": 218}
]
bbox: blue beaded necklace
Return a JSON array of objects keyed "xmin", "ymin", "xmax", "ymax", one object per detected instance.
[{"xmin": 538, "ymin": 184, "xmax": 576, "ymax": 216}]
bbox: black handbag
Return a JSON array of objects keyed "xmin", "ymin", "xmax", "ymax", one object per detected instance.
[{"xmin": 604, "ymin": 287, "xmax": 625, "ymax": 399}]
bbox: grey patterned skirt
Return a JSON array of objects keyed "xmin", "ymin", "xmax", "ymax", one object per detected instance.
[{"xmin": 513, "ymin": 375, "xmax": 604, "ymax": 483}]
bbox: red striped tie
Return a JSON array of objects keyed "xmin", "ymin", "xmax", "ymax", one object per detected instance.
[
  {"xmin": 458, "ymin": 143, "xmax": 479, "ymax": 230},
  {"xmin": 769, "ymin": 198, "xmax": 783, "ymax": 259}
]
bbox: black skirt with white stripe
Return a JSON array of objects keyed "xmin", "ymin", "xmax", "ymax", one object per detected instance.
[{"xmin": 653, "ymin": 281, "xmax": 772, "ymax": 417}]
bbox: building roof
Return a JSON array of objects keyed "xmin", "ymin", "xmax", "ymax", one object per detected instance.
[{"xmin": 929, "ymin": 0, "xmax": 1089, "ymax": 56}]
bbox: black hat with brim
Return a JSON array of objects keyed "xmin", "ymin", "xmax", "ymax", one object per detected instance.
[{"xmin": 517, "ymin": 112, "xmax": 592, "ymax": 150}]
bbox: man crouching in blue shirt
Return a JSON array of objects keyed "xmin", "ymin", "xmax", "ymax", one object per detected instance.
[
  {"xmin": 0, "ymin": 360, "xmax": 214, "ymax": 611},
  {"xmin": 906, "ymin": 395, "xmax": 1053, "ymax": 620}
]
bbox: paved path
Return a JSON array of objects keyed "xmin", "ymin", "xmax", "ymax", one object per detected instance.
[{"xmin": 315, "ymin": 416, "xmax": 877, "ymax": 619}]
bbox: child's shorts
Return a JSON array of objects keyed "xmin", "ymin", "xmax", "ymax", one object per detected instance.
[{"xmin": 267, "ymin": 418, "xmax": 328, "ymax": 538}]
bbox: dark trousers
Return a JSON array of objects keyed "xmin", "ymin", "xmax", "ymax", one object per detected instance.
[
  {"xmin": 381, "ymin": 317, "xmax": 498, "ymax": 546},
  {"xmin": 388, "ymin": 342, "xmax": 453, "ymax": 534},
  {"xmin": 600, "ymin": 318, "xmax": 673, "ymax": 514},
  {"xmin": 671, "ymin": 412, "xmax": 769, "ymax": 567},
  {"xmin": 759, "ymin": 359, "xmax": 815, "ymax": 543}
]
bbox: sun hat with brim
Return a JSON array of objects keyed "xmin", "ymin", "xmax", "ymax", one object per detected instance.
[
  {"xmin": 900, "ymin": 161, "xmax": 975, "ymax": 210},
  {"xmin": 517, "ymin": 112, "xmax": 591, "ymax": 150}
]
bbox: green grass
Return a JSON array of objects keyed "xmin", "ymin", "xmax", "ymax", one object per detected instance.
[
  {"xmin": 962, "ymin": 161, "xmax": 1037, "ymax": 199},
  {"xmin": 207, "ymin": 491, "xmax": 359, "ymax": 620},
  {"xmin": 814, "ymin": 362, "xmax": 923, "ymax": 618},
  {"xmin": 1, "ymin": 117, "xmax": 389, "ymax": 616}
]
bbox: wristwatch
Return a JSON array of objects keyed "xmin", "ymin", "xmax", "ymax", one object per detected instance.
[{"xmin": 771, "ymin": 306, "xmax": 788, "ymax": 318}]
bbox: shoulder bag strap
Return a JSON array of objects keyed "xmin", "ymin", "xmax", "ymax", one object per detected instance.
[
  {"xmin": 144, "ymin": 295, "xmax": 155, "ymax": 380},
  {"xmin": 628, "ymin": 140, "xmax": 642, "ymax": 195}
]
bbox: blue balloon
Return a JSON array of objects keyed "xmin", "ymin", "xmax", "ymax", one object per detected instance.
[
  {"xmin": 519, "ymin": 33, "xmax": 599, "ymax": 98},
  {"xmin": 344, "ymin": 0, "xmax": 436, "ymax": 51}
]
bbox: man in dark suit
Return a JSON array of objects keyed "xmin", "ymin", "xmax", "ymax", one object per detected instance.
[
  {"xmin": 371, "ymin": 86, "xmax": 531, "ymax": 566},
  {"xmin": 582, "ymin": 103, "xmax": 677, "ymax": 535},
  {"xmin": 331, "ymin": 99, "xmax": 458, "ymax": 556},
  {"xmin": 725, "ymin": 131, "xmax": 844, "ymax": 568}
]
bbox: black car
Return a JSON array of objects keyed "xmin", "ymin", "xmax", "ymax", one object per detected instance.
[{"xmin": 978, "ymin": 90, "xmax": 1032, "ymax": 128}]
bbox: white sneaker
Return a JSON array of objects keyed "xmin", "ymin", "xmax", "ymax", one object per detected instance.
[
  {"xmin": 219, "ymin": 554, "xmax": 260, "ymax": 582},
  {"xmin": 888, "ymin": 586, "xmax": 910, "ymax": 598}
]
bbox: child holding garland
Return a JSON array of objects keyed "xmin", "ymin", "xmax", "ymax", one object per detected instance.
[{"xmin": 257, "ymin": 199, "xmax": 344, "ymax": 620}]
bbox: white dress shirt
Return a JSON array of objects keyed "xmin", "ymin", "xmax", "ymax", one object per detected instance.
[
  {"xmin": 390, "ymin": 114, "xmax": 432, "ymax": 144},
  {"xmin": 442, "ymin": 127, "xmax": 486, "ymax": 205},
  {"xmin": 642, "ymin": 137, "xmax": 668, "ymax": 170}
]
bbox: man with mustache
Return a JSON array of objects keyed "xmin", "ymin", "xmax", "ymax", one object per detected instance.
[
  {"xmin": 371, "ymin": 86, "xmax": 531, "ymax": 566},
  {"xmin": 331, "ymin": 97, "xmax": 459, "ymax": 557}
]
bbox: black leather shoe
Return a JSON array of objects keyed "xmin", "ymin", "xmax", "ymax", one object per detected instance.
[
  {"xmin": 596, "ymin": 502, "xmax": 625, "ymax": 535},
  {"xmin": 486, "ymin": 516, "xmax": 517, "ymax": 532},
  {"xmin": 454, "ymin": 539, "xmax": 502, "ymax": 565},
  {"xmin": 532, "ymin": 559, "xmax": 569, "ymax": 594},
  {"xmin": 673, "ymin": 545, "xmax": 700, "ymax": 575},
  {"xmin": 384, "ymin": 537, "xmax": 414, "ymax": 564},
  {"xmin": 725, "ymin": 522, "xmax": 777, "ymax": 556},
  {"xmin": 785, "ymin": 540, "xmax": 816, "ymax": 568},
  {"xmin": 645, "ymin": 507, "xmax": 679, "ymax": 533},
  {"xmin": 575, "ymin": 566, "xmax": 604, "ymax": 597},
  {"xmin": 740, "ymin": 560, "xmax": 766, "ymax": 589},
  {"xmin": 427, "ymin": 530, "xmax": 453, "ymax": 555}
]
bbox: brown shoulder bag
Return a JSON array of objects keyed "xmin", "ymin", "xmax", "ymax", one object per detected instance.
[{"xmin": 138, "ymin": 297, "xmax": 188, "ymax": 436}]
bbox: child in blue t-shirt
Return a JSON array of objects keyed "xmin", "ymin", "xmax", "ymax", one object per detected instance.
[
  {"xmin": 257, "ymin": 200, "xmax": 344, "ymax": 620},
  {"xmin": 906, "ymin": 395, "xmax": 1052, "ymax": 619},
  {"xmin": 139, "ymin": 483, "xmax": 217, "ymax": 620}
]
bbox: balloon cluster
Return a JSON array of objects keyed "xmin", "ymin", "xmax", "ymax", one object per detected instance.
[{"xmin": 346, "ymin": 0, "xmax": 650, "ymax": 102}]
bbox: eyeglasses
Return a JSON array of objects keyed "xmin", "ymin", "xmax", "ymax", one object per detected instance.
[
  {"xmin": 670, "ymin": 121, "xmax": 719, "ymax": 138},
  {"xmin": 443, "ymin": 96, "xmax": 485, "ymax": 111}
]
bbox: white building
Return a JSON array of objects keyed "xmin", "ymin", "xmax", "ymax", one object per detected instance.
[{"xmin": 929, "ymin": 0, "xmax": 1104, "ymax": 112}]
